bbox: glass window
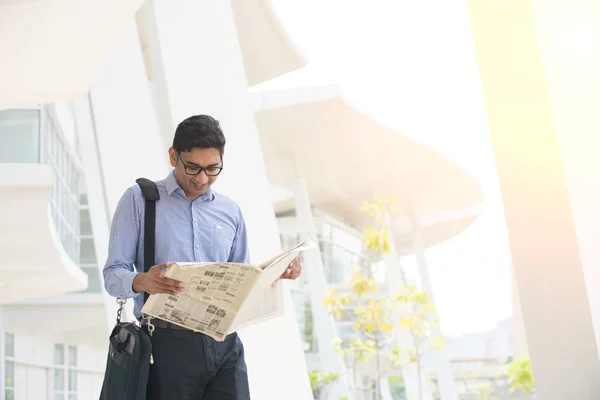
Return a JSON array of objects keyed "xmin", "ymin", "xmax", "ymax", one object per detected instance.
[
  {"xmin": 80, "ymin": 209, "xmax": 92, "ymax": 236},
  {"xmin": 5, "ymin": 360, "xmax": 14, "ymax": 400},
  {"xmin": 5, "ymin": 332, "xmax": 14, "ymax": 358},
  {"xmin": 43, "ymin": 107, "xmax": 81, "ymax": 266},
  {"xmin": 81, "ymin": 266, "xmax": 101, "ymax": 293},
  {"xmin": 68, "ymin": 346, "xmax": 76, "ymax": 367},
  {"xmin": 0, "ymin": 109, "xmax": 41, "ymax": 163},
  {"xmin": 68, "ymin": 346, "xmax": 77, "ymax": 399},
  {"xmin": 54, "ymin": 344, "xmax": 65, "ymax": 365},
  {"xmin": 68, "ymin": 370, "xmax": 77, "ymax": 391},
  {"xmin": 79, "ymin": 238, "xmax": 96, "ymax": 265},
  {"xmin": 54, "ymin": 343, "xmax": 78, "ymax": 400},
  {"xmin": 54, "ymin": 369, "xmax": 65, "ymax": 390}
]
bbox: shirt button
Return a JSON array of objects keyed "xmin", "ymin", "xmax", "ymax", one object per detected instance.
[
  {"xmin": 195, "ymin": 244, "xmax": 200, "ymax": 249},
  {"xmin": 194, "ymin": 222, "xmax": 199, "ymax": 227}
]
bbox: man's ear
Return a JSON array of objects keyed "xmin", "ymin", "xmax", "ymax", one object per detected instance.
[{"xmin": 168, "ymin": 147, "xmax": 177, "ymax": 168}]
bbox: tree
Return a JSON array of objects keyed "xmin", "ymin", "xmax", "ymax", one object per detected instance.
[
  {"xmin": 395, "ymin": 285, "xmax": 445, "ymax": 400},
  {"xmin": 305, "ymin": 299, "xmax": 315, "ymax": 352},
  {"xmin": 508, "ymin": 356, "xmax": 534, "ymax": 398},
  {"xmin": 309, "ymin": 371, "xmax": 340, "ymax": 400},
  {"xmin": 323, "ymin": 197, "xmax": 445, "ymax": 400}
]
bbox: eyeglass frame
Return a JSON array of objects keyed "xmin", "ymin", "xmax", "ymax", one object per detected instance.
[{"xmin": 176, "ymin": 152, "xmax": 224, "ymax": 176}]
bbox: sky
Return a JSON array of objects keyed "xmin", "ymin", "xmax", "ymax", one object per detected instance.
[{"xmin": 266, "ymin": 0, "xmax": 514, "ymax": 336}]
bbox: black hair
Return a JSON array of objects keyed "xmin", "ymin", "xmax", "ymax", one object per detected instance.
[{"xmin": 172, "ymin": 115, "xmax": 226, "ymax": 154}]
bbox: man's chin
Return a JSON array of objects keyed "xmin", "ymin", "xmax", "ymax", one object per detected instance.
[{"xmin": 191, "ymin": 184, "xmax": 209, "ymax": 195}]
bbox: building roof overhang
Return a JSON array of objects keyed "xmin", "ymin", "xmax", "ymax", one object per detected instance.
[{"xmin": 252, "ymin": 86, "xmax": 485, "ymax": 253}]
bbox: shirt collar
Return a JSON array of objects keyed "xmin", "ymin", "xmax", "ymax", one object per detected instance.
[{"xmin": 165, "ymin": 170, "xmax": 215, "ymax": 202}]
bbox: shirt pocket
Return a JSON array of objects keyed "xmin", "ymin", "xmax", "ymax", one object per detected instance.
[{"xmin": 211, "ymin": 223, "xmax": 236, "ymax": 262}]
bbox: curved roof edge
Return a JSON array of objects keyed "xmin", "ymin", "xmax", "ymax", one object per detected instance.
[
  {"xmin": 252, "ymin": 86, "xmax": 486, "ymax": 252},
  {"xmin": 0, "ymin": 0, "xmax": 144, "ymax": 110},
  {"xmin": 232, "ymin": 0, "xmax": 308, "ymax": 86}
]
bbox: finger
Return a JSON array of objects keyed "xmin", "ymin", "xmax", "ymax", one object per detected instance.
[
  {"xmin": 159, "ymin": 262, "xmax": 172, "ymax": 276},
  {"xmin": 282, "ymin": 266, "xmax": 297, "ymax": 278},
  {"xmin": 159, "ymin": 276, "xmax": 184, "ymax": 291},
  {"xmin": 149, "ymin": 263, "xmax": 169, "ymax": 276},
  {"xmin": 290, "ymin": 263, "xmax": 302, "ymax": 275},
  {"xmin": 280, "ymin": 270, "xmax": 292, "ymax": 279},
  {"xmin": 154, "ymin": 284, "xmax": 181, "ymax": 296}
]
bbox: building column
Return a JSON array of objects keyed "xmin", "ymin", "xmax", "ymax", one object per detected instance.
[
  {"xmin": 511, "ymin": 266, "xmax": 529, "ymax": 359},
  {"xmin": 72, "ymin": 95, "xmax": 121, "ymax": 331},
  {"xmin": 148, "ymin": 1, "xmax": 313, "ymax": 398},
  {"xmin": 382, "ymin": 216, "xmax": 433, "ymax": 400},
  {"xmin": 0, "ymin": 308, "xmax": 5, "ymax": 400},
  {"xmin": 410, "ymin": 214, "xmax": 458, "ymax": 400},
  {"xmin": 466, "ymin": 1, "xmax": 600, "ymax": 398},
  {"xmin": 75, "ymin": 19, "xmax": 168, "ymax": 327},
  {"xmin": 293, "ymin": 177, "xmax": 349, "ymax": 399}
]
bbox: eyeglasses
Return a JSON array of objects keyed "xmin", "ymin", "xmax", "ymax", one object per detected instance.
[{"xmin": 177, "ymin": 152, "xmax": 223, "ymax": 176}]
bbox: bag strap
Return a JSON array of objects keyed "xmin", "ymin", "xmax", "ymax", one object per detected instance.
[{"xmin": 136, "ymin": 178, "xmax": 159, "ymax": 304}]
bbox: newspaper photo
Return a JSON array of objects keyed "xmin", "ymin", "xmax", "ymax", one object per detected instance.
[{"xmin": 141, "ymin": 235, "xmax": 311, "ymax": 341}]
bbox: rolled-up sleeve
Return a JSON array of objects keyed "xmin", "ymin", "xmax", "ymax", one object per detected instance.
[
  {"xmin": 103, "ymin": 187, "xmax": 142, "ymax": 299},
  {"xmin": 228, "ymin": 205, "xmax": 250, "ymax": 264}
]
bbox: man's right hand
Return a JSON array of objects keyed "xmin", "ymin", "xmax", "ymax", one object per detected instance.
[{"xmin": 132, "ymin": 262, "xmax": 184, "ymax": 295}]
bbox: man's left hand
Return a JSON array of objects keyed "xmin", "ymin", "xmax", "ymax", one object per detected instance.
[{"xmin": 280, "ymin": 256, "xmax": 303, "ymax": 280}]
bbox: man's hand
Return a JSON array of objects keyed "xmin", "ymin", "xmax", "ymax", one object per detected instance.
[
  {"xmin": 280, "ymin": 256, "xmax": 303, "ymax": 280},
  {"xmin": 132, "ymin": 262, "xmax": 184, "ymax": 295}
]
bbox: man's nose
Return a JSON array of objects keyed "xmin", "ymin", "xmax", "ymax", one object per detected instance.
[{"xmin": 196, "ymin": 171, "xmax": 209, "ymax": 183}]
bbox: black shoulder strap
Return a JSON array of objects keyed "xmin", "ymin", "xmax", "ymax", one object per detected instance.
[{"xmin": 136, "ymin": 178, "xmax": 159, "ymax": 303}]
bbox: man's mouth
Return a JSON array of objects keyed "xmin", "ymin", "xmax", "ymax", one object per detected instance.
[{"xmin": 191, "ymin": 182, "xmax": 206, "ymax": 190}]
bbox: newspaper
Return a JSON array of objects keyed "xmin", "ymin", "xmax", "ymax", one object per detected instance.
[{"xmin": 141, "ymin": 236, "xmax": 311, "ymax": 341}]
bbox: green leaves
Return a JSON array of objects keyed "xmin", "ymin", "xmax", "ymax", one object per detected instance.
[
  {"xmin": 360, "ymin": 196, "xmax": 396, "ymax": 254},
  {"xmin": 507, "ymin": 356, "xmax": 535, "ymax": 393},
  {"xmin": 309, "ymin": 370, "xmax": 340, "ymax": 399},
  {"xmin": 323, "ymin": 194, "xmax": 447, "ymax": 399}
]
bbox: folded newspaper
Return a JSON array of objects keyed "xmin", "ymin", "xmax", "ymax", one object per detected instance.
[{"xmin": 140, "ymin": 235, "xmax": 311, "ymax": 341}]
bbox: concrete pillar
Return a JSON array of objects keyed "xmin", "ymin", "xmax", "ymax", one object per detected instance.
[
  {"xmin": 149, "ymin": 1, "xmax": 313, "ymax": 398},
  {"xmin": 528, "ymin": 0, "xmax": 600, "ymax": 362},
  {"xmin": 410, "ymin": 214, "xmax": 458, "ymax": 400},
  {"xmin": 80, "ymin": 20, "xmax": 168, "ymax": 326},
  {"xmin": 466, "ymin": 1, "xmax": 600, "ymax": 398},
  {"xmin": 0, "ymin": 308, "xmax": 5, "ymax": 399},
  {"xmin": 511, "ymin": 266, "xmax": 529, "ymax": 359},
  {"xmin": 293, "ymin": 177, "xmax": 349, "ymax": 399},
  {"xmin": 72, "ymin": 95, "xmax": 122, "ymax": 330}
]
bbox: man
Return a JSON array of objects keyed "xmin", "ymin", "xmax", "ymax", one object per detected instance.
[{"xmin": 103, "ymin": 114, "xmax": 303, "ymax": 399}]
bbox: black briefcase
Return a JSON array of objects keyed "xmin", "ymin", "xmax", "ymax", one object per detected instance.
[
  {"xmin": 99, "ymin": 177, "xmax": 159, "ymax": 399},
  {"xmin": 99, "ymin": 300, "xmax": 152, "ymax": 400}
]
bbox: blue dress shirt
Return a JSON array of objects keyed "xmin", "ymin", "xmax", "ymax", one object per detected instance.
[{"xmin": 103, "ymin": 171, "xmax": 250, "ymax": 319}]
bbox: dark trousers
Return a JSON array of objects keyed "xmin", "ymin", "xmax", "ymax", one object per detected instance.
[{"xmin": 145, "ymin": 326, "xmax": 250, "ymax": 400}]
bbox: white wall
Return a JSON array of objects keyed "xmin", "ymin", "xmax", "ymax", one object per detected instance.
[
  {"xmin": 89, "ymin": 20, "xmax": 167, "ymax": 215},
  {"xmin": 8, "ymin": 332, "xmax": 104, "ymax": 400}
]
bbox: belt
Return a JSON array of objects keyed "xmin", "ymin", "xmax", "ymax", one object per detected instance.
[{"xmin": 144, "ymin": 318, "xmax": 191, "ymax": 331}]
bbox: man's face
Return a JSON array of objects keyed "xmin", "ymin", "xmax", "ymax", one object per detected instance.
[{"xmin": 169, "ymin": 147, "xmax": 223, "ymax": 199}]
